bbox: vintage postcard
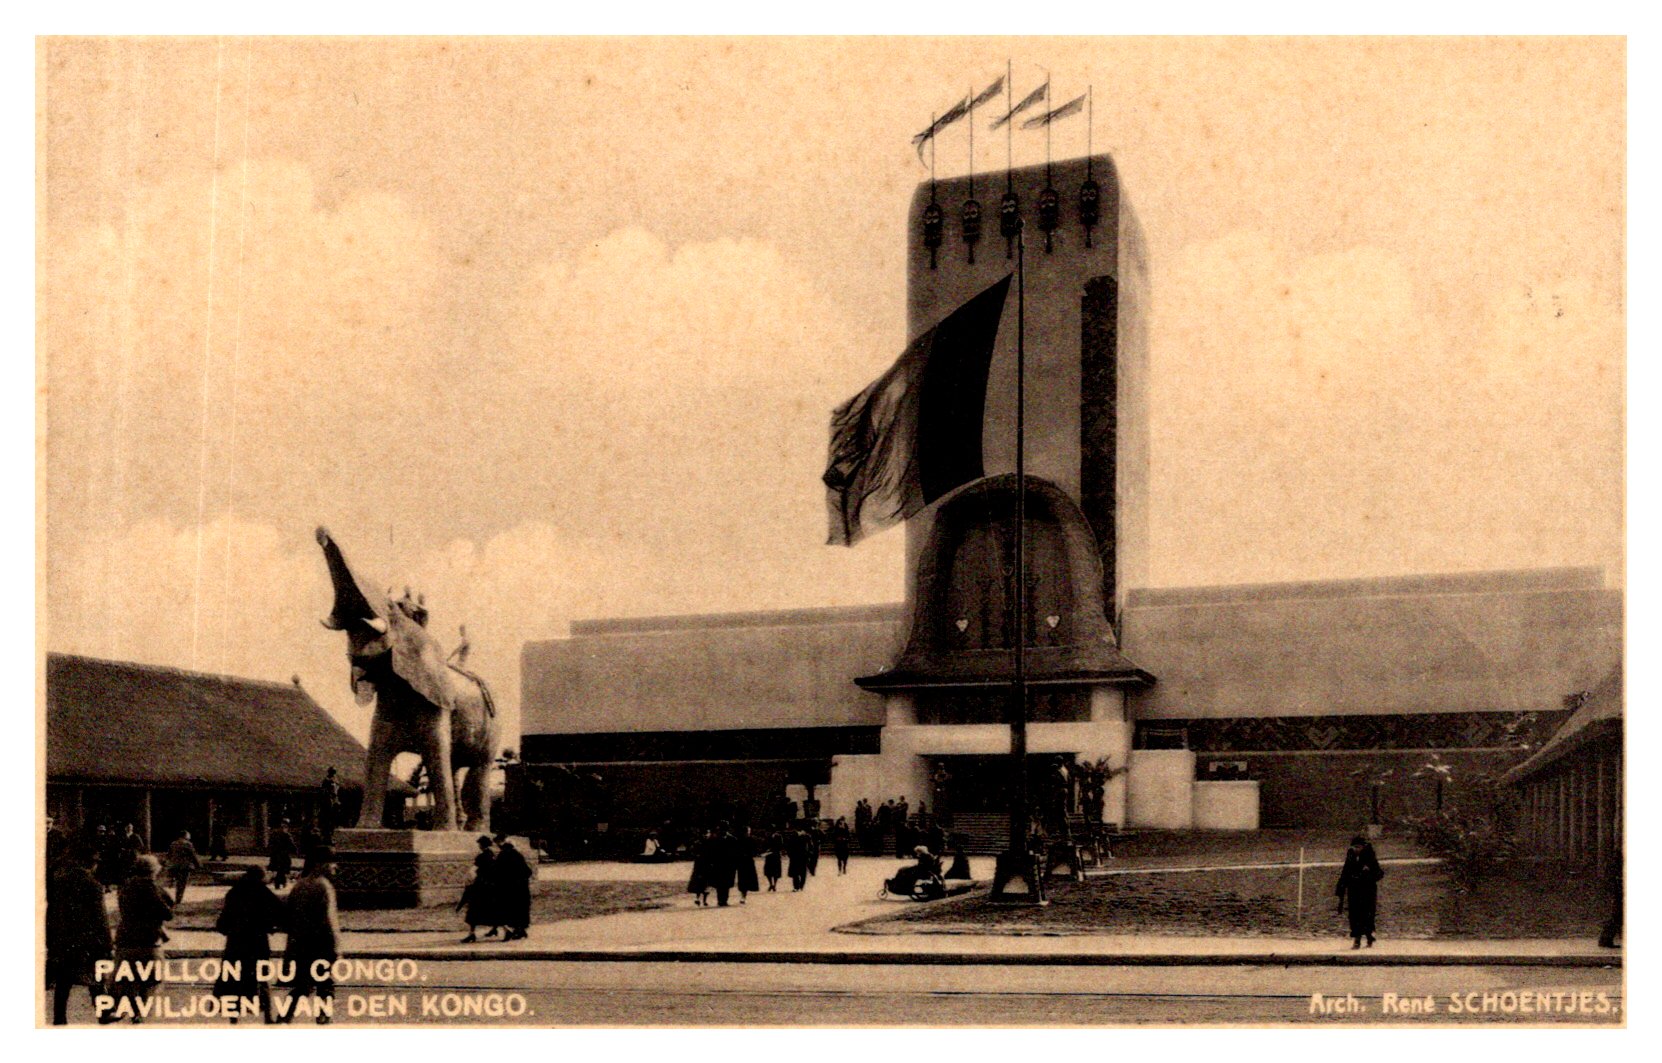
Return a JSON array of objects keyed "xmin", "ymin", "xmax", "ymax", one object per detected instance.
[{"xmin": 38, "ymin": 36, "xmax": 1624, "ymax": 1028}]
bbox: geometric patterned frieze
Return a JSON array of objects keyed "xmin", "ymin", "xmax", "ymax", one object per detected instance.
[{"xmin": 1138, "ymin": 710, "xmax": 1569, "ymax": 754}]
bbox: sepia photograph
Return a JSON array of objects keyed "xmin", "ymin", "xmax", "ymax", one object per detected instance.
[{"xmin": 37, "ymin": 35, "xmax": 1625, "ymax": 1028}]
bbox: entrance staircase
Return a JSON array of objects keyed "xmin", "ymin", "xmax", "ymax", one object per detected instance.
[{"xmin": 947, "ymin": 812, "xmax": 1011, "ymax": 854}]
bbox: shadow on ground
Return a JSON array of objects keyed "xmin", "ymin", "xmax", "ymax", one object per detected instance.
[
  {"xmin": 170, "ymin": 880, "xmax": 681, "ymax": 934},
  {"xmin": 838, "ymin": 860, "xmax": 1611, "ymax": 940}
]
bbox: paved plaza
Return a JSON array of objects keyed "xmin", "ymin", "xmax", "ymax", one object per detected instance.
[{"xmin": 147, "ymin": 856, "xmax": 1619, "ymax": 965}]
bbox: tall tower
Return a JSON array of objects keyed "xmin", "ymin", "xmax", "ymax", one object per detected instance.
[
  {"xmin": 843, "ymin": 154, "xmax": 1152, "ymax": 837},
  {"xmin": 903, "ymin": 154, "xmax": 1149, "ymax": 629}
]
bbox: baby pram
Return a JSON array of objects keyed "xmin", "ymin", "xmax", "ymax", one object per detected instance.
[{"xmin": 880, "ymin": 866, "xmax": 947, "ymax": 901}]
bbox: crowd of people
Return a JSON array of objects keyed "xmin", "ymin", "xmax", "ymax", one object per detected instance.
[
  {"xmin": 852, "ymin": 796, "xmax": 950, "ymax": 857},
  {"xmin": 43, "ymin": 827, "xmax": 344, "ymax": 1026},
  {"xmin": 659, "ymin": 803, "xmax": 975, "ymax": 910}
]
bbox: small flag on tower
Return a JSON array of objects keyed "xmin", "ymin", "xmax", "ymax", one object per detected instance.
[
  {"xmin": 913, "ymin": 75, "xmax": 1005, "ymax": 161},
  {"xmin": 991, "ymin": 81, "xmax": 1048, "ymax": 130},
  {"xmin": 1021, "ymin": 92, "xmax": 1086, "ymax": 130},
  {"xmin": 823, "ymin": 275, "xmax": 1012, "ymax": 546}
]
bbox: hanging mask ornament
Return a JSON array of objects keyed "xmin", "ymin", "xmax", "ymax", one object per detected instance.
[
  {"xmin": 1079, "ymin": 177, "xmax": 1101, "ymax": 249},
  {"xmin": 923, "ymin": 200, "xmax": 944, "ymax": 270},
  {"xmin": 999, "ymin": 191, "xmax": 1021, "ymax": 260},
  {"xmin": 961, "ymin": 197, "xmax": 983, "ymax": 264},
  {"xmin": 1038, "ymin": 185, "xmax": 1061, "ymax": 253}
]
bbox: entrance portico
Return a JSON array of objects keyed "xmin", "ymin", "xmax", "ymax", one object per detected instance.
[{"xmin": 822, "ymin": 474, "xmax": 1151, "ymax": 834}]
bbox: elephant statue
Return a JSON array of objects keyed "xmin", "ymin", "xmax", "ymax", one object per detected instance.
[{"xmin": 315, "ymin": 526, "xmax": 499, "ymax": 832}]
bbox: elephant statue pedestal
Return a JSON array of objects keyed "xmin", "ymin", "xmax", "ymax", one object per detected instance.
[{"xmin": 331, "ymin": 829, "xmax": 528, "ymax": 910}]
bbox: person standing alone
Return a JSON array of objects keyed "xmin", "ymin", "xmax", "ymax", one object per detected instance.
[
  {"xmin": 1335, "ymin": 836, "xmax": 1385, "ymax": 949},
  {"xmin": 165, "ymin": 829, "xmax": 201, "ymax": 904}
]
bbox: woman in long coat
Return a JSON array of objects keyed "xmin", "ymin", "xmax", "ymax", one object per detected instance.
[
  {"xmin": 46, "ymin": 845, "xmax": 111, "ymax": 1025},
  {"xmin": 1335, "ymin": 836, "xmax": 1386, "ymax": 948},
  {"xmin": 458, "ymin": 836, "xmax": 499, "ymax": 942},
  {"xmin": 734, "ymin": 828, "xmax": 760, "ymax": 903},
  {"xmin": 215, "ymin": 867, "xmax": 285, "ymax": 1022},
  {"xmin": 687, "ymin": 829, "xmax": 713, "ymax": 906},
  {"xmin": 763, "ymin": 832, "xmax": 783, "ymax": 892}
]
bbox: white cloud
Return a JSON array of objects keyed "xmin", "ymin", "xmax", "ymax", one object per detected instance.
[{"xmin": 1147, "ymin": 231, "xmax": 1623, "ymax": 587}]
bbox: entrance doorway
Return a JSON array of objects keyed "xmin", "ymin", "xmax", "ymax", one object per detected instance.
[{"xmin": 929, "ymin": 753, "xmax": 1079, "ymax": 820}]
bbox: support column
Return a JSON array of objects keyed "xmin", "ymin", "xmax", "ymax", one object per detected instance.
[
  {"xmin": 1595, "ymin": 753, "xmax": 1609, "ymax": 873},
  {"xmin": 1556, "ymin": 772, "xmax": 1568, "ymax": 853},
  {"xmin": 138, "ymin": 789, "xmax": 153, "ymax": 851},
  {"xmin": 1530, "ymin": 785, "xmax": 1541, "ymax": 847},
  {"xmin": 1578, "ymin": 762, "xmax": 1591, "ymax": 862},
  {"xmin": 1572, "ymin": 765, "xmax": 1584, "ymax": 861}
]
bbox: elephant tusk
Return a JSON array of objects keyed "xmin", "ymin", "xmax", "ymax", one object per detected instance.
[
  {"xmin": 319, "ymin": 617, "xmax": 342, "ymax": 630},
  {"xmin": 364, "ymin": 617, "xmax": 388, "ymax": 634}
]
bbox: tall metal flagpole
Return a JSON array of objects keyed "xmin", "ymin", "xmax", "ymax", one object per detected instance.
[
  {"xmin": 1005, "ymin": 59, "xmax": 1013, "ymax": 191},
  {"xmin": 992, "ymin": 215, "xmax": 1040, "ymax": 903},
  {"xmin": 1012, "ymin": 214, "xmax": 1029, "ymax": 878}
]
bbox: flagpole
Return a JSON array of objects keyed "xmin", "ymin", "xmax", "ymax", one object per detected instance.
[
  {"xmin": 990, "ymin": 216, "xmax": 1039, "ymax": 904},
  {"xmin": 1005, "ymin": 59, "xmax": 1013, "ymax": 192},
  {"xmin": 1045, "ymin": 77, "xmax": 1053, "ymax": 186},
  {"xmin": 1012, "ymin": 214, "xmax": 1029, "ymax": 876},
  {"xmin": 930, "ymin": 111, "xmax": 937, "ymax": 192}
]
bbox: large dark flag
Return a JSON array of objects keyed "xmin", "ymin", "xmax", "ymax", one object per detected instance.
[{"xmin": 823, "ymin": 275, "xmax": 1012, "ymax": 546}]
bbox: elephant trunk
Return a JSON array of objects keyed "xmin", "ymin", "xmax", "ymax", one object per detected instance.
[{"xmin": 316, "ymin": 526, "xmax": 383, "ymax": 629}]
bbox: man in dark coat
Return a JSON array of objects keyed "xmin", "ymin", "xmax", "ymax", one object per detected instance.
[
  {"xmin": 208, "ymin": 825, "xmax": 230, "ymax": 862},
  {"xmin": 268, "ymin": 820, "xmax": 298, "ymax": 889},
  {"xmin": 493, "ymin": 836, "xmax": 534, "ymax": 940},
  {"xmin": 96, "ymin": 826, "xmax": 123, "ymax": 892},
  {"xmin": 708, "ymin": 822, "xmax": 739, "ymax": 907},
  {"xmin": 164, "ymin": 829, "xmax": 201, "ymax": 904},
  {"xmin": 118, "ymin": 823, "xmax": 145, "ymax": 876},
  {"xmin": 46, "ymin": 844, "xmax": 111, "ymax": 1025},
  {"xmin": 318, "ymin": 767, "xmax": 342, "ymax": 842},
  {"xmin": 1335, "ymin": 836, "xmax": 1385, "ymax": 948},
  {"xmin": 280, "ymin": 848, "xmax": 340, "ymax": 1024},
  {"xmin": 786, "ymin": 827, "xmax": 811, "ymax": 891},
  {"xmin": 215, "ymin": 867, "xmax": 284, "ymax": 1023}
]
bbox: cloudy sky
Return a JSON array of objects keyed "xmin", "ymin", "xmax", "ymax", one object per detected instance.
[{"xmin": 41, "ymin": 37, "xmax": 1624, "ymax": 745}]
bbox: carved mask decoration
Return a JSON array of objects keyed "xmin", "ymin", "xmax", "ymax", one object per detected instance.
[
  {"xmin": 922, "ymin": 201, "xmax": 944, "ymax": 269},
  {"xmin": 960, "ymin": 198, "xmax": 982, "ymax": 264}
]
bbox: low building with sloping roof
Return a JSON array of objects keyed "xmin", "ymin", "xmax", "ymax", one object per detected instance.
[
  {"xmin": 46, "ymin": 652, "xmax": 368, "ymax": 854},
  {"xmin": 1504, "ymin": 665, "xmax": 1622, "ymax": 874}
]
